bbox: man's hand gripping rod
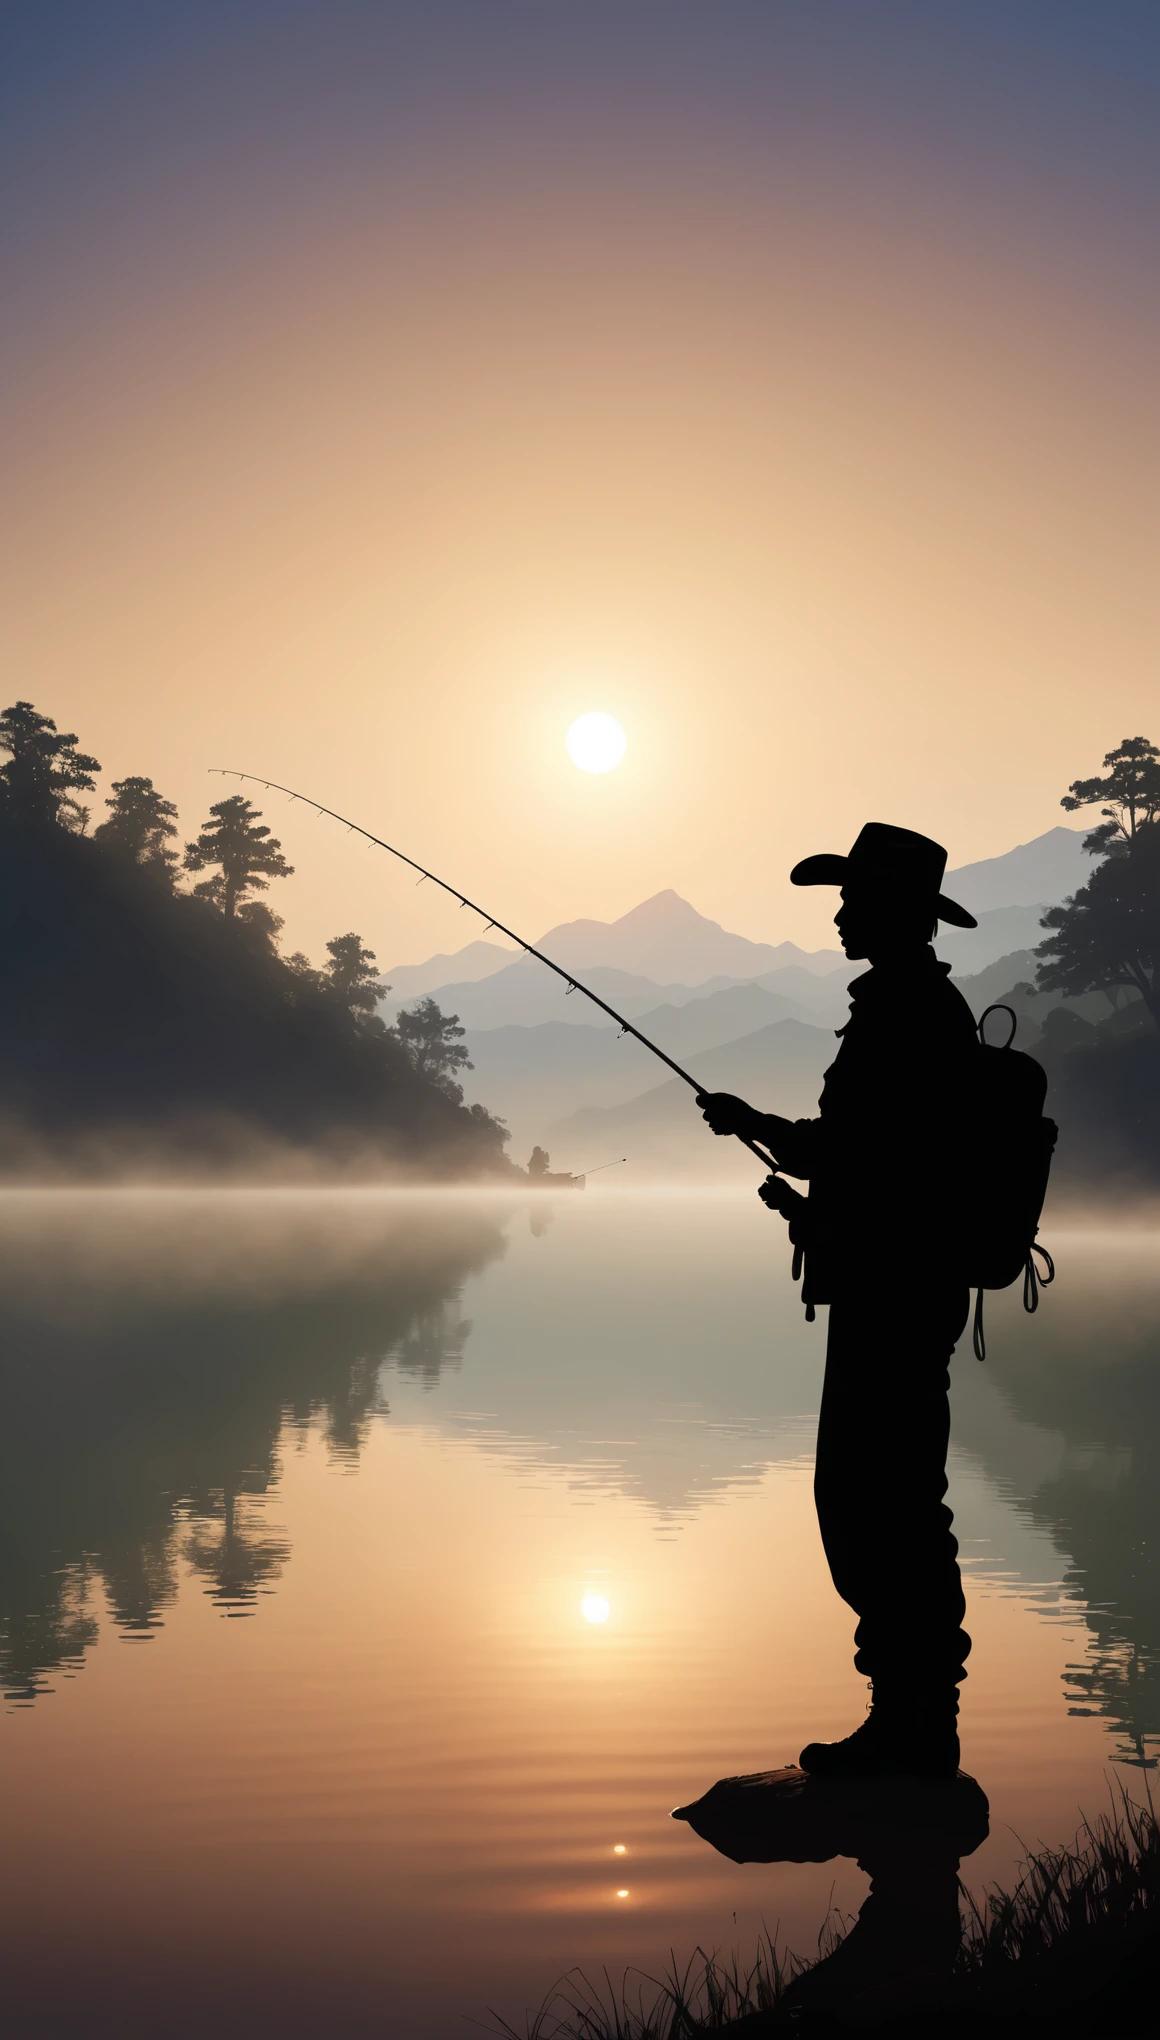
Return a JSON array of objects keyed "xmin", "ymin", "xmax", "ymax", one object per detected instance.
[{"xmin": 210, "ymin": 771, "xmax": 781, "ymax": 1177}]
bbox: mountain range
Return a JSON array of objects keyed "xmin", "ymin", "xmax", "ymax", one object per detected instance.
[
  {"xmin": 940, "ymin": 827, "xmax": 1090, "ymax": 914},
  {"xmin": 382, "ymin": 826, "xmax": 1087, "ymax": 1011},
  {"xmin": 383, "ymin": 937, "xmax": 520, "ymax": 1004},
  {"xmin": 379, "ymin": 825, "xmax": 1092, "ymax": 1170},
  {"xmin": 382, "ymin": 904, "xmax": 1055, "ymax": 1035}
]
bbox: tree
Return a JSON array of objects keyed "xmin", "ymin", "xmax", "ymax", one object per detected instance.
[
  {"xmin": 1059, "ymin": 736, "xmax": 1160, "ymax": 857},
  {"xmin": 0, "ymin": 701, "xmax": 100, "ymax": 828},
  {"xmin": 58, "ymin": 798, "xmax": 92, "ymax": 835},
  {"xmin": 285, "ymin": 950, "xmax": 321, "ymax": 985},
  {"xmin": 94, "ymin": 776, "xmax": 179, "ymax": 880},
  {"xmin": 236, "ymin": 900, "xmax": 285, "ymax": 958},
  {"xmin": 323, "ymin": 932, "xmax": 384, "ymax": 1027},
  {"xmin": 1036, "ymin": 736, "xmax": 1160, "ymax": 1029},
  {"xmin": 392, "ymin": 996, "xmax": 473, "ymax": 1098},
  {"xmin": 183, "ymin": 795, "xmax": 292, "ymax": 918}
]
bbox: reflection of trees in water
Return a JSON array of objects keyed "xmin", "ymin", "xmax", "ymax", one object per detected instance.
[
  {"xmin": 0, "ymin": 1202, "xmax": 507, "ymax": 1703},
  {"xmin": 1035, "ymin": 1433, "xmax": 1160, "ymax": 1767},
  {"xmin": 183, "ymin": 1488, "xmax": 291, "ymax": 1615},
  {"xmin": 3, "ymin": 1566, "xmax": 100, "ymax": 1709},
  {"xmin": 1066, "ymin": 1640, "xmax": 1157, "ymax": 1770},
  {"xmin": 386, "ymin": 1299, "xmax": 472, "ymax": 1391},
  {"xmin": 982, "ymin": 1272, "xmax": 1160, "ymax": 1765}
]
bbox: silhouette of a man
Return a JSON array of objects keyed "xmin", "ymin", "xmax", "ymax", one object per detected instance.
[{"xmin": 699, "ymin": 825, "xmax": 979, "ymax": 1779}]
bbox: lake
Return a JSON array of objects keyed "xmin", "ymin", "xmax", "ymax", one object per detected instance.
[{"xmin": 1, "ymin": 1188, "xmax": 1156, "ymax": 2036}]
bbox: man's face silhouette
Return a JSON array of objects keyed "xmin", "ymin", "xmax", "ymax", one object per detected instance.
[{"xmin": 835, "ymin": 891, "xmax": 936, "ymax": 962}]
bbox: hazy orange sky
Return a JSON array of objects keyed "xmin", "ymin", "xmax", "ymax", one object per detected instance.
[{"xmin": 3, "ymin": 4, "xmax": 1157, "ymax": 964}]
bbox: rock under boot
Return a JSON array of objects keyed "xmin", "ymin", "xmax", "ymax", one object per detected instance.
[
  {"xmin": 798, "ymin": 1707, "xmax": 960, "ymax": 1780},
  {"xmin": 782, "ymin": 1887, "xmax": 962, "ymax": 2021}
]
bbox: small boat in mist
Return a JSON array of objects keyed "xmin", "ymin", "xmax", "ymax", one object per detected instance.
[{"xmin": 525, "ymin": 1148, "xmax": 626, "ymax": 1188}]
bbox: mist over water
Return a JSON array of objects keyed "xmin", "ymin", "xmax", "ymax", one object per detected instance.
[{"xmin": 0, "ymin": 1188, "xmax": 1156, "ymax": 2036}]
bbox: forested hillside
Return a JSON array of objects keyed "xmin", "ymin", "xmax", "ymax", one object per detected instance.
[{"xmin": 0, "ymin": 704, "xmax": 510, "ymax": 1178}]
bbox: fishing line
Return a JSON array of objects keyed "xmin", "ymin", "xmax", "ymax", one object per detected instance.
[{"xmin": 210, "ymin": 771, "xmax": 781, "ymax": 1175}]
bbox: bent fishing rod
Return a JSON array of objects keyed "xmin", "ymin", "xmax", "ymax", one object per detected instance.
[{"xmin": 209, "ymin": 771, "xmax": 780, "ymax": 1176}]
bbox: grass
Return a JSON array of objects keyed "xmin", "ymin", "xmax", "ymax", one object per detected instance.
[
  {"xmin": 487, "ymin": 1786, "xmax": 1159, "ymax": 2036},
  {"xmin": 484, "ymin": 1932, "xmax": 812, "ymax": 2039}
]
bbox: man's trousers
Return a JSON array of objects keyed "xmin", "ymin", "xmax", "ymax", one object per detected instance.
[{"xmin": 813, "ymin": 1287, "xmax": 971, "ymax": 1700}]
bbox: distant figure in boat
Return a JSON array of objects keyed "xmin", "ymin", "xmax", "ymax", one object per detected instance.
[{"xmin": 526, "ymin": 1146, "xmax": 581, "ymax": 1188}]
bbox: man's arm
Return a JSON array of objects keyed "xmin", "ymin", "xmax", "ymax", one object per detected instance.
[{"xmin": 696, "ymin": 1093, "xmax": 818, "ymax": 1177}]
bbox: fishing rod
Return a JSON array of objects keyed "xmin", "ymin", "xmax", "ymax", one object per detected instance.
[
  {"xmin": 572, "ymin": 1157, "xmax": 627, "ymax": 1177},
  {"xmin": 209, "ymin": 771, "xmax": 781, "ymax": 1176}
]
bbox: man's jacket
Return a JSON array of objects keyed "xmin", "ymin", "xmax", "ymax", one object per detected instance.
[{"xmin": 774, "ymin": 948, "xmax": 978, "ymax": 1302}]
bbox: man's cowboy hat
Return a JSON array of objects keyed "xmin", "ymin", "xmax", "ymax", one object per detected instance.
[{"xmin": 790, "ymin": 822, "xmax": 977, "ymax": 929}]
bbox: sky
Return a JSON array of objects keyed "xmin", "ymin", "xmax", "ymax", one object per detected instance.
[{"xmin": 2, "ymin": 2, "xmax": 1158, "ymax": 967}]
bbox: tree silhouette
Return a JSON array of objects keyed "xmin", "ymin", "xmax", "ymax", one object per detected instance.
[
  {"xmin": 0, "ymin": 700, "xmax": 514, "ymax": 1183},
  {"xmin": 392, "ymin": 996, "xmax": 472, "ymax": 1098},
  {"xmin": 285, "ymin": 949, "xmax": 321, "ymax": 985},
  {"xmin": 324, "ymin": 932, "xmax": 384, "ymax": 1028},
  {"xmin": 0, "ymin": 700, "xmax": 100, "ymax": 828},
  {"xmin": 1037, "ymin": 736, "xmax": 1160, "ymax": 1029},
  {"xmin": 236, "ymin": 899, "xmax": 285, "ymax": 957},
  {"xmin": 183, "ymin": 795, "xmax": 292, "ymax": 918},
  {"xmin": 1060, "ymin": 736, "xmax": 1160, "ymax": 857},
  {"xmin": 93, "ymin": 775, "xmax": 179, "ymax": 880}
]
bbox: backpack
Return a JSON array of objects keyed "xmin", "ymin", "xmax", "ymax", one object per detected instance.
[{"xmin": 963, "ymin": 1004, "xmax": 1058, "ymax": 1360}]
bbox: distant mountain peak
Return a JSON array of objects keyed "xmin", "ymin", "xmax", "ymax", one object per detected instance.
[
  {"xmin": 379, "ymin": 938, "xmax": 519, "ymax": 1004},
  {"xmin": 385, "ymin": 827, "xmax": 1085, "ymax": 1015},
  {"xmin": 604, "ymin": 890, "xmax": 719, "ymax": 930},
  {"xmin": 628, "ymin": 888, "xmax": 694, "ymax": 910},
  {"xmin": 946, "ymin": 826, "xmax": 1087, "ymax": 915},
  {"xmin": 534, "ymin": 894, "xmax": 835, "ymax": 986}
]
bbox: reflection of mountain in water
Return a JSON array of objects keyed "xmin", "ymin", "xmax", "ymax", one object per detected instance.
[
  {"xmin": 379, "ymin": 1197, "xmax": 826, "ymax": 1523},
  {"xmin": 954, "ymin": 1241, "xmax": 1160, "ymax": 1765},
  {"xmin": 0, "ymin": 1195, "xmax": 507, "ymax": 1702}
]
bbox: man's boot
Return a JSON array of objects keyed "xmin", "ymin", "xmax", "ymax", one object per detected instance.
[{"xmin": 799, "ymin": 1686, "xmax": 960, "ymax": 1780}]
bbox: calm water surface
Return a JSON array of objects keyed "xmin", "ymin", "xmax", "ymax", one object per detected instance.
[{"xmin": 0, "ymin": 1189, "xmax": 1157, "ymax": 2037}]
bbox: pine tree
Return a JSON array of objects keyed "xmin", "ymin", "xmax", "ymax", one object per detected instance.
[
  {"xmin": 324, "ymin": 932, "xmax": 384, "ymax": 1027},
  {"xmin": 94, "ymin": 776, "xmax": 179, "ymax": 880},
  {"xmin": 1059, "ymin": 736, "xmax": 1160, "ymax": 857},
  {"xmin": 183, "ymin": 795, "xmax": 292, "ymax": 918},
  {"xmin": 392, "ymin": 997, "xmax": 473, "ymax": 1098},
  {"xmin": 1037, "ymin": 736, "xmax": 1160, "ymax": 1028},
  {"xmin": 0, "ymin": 701, "xmax": 100, "ymax": 827}
]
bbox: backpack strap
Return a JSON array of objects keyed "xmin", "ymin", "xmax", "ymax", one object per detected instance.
[
  {"xmin": 789, "ymin": 1238, "xmax": 816, "ymax": 1321},
  {"xmin": 973, "ymin": 1286, "xmax": 986, "ymax": 1362},
  {"xmin": 977, "ymin": 1003, "xmax": 1018, "ymax": 1048},
  {"xmin": 976, "ymin": 1242, "xmax": 1053, "ymax": 1358},
  {"xmin": 1022, "ymin": 1241, "xmax": 1056, "ymax": 1314}
]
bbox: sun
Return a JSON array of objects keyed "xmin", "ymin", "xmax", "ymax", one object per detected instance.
[{"xmin": 566, "ymin": 713, "xmax": 627, "ymax": 774}]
